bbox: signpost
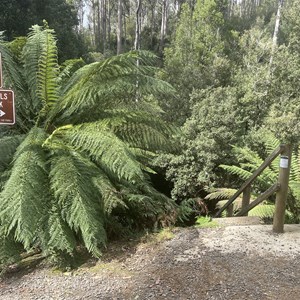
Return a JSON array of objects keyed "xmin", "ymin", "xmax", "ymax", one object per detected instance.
[
  {"xmin": 0, "ymin": 53, "xmax": 15, "ymax": 125},
  {"xmin": 0, "ymin": 90, "xmax": 15, "ymax": 124}
]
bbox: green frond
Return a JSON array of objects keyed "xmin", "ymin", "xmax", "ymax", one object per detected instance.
[
  {"xmin": 290, "ymin": 148, "xmax": 300, "ymax": 183},
  {"xmin": 0, "ymin": 127, "xmax": 49, "ymax": 250},
  {"xmin": 0, "ymin": 232, "xmax": 22, "ymax": 267},
  {"xmin": 220, "ymin": 164, "xmax": 252, "ymax": 181},
  {"xmin": 118, "ymin": 181, "xmax": 176, "ymax": 225},
  {"xmin": 46, "ymin": 204, "xmax": 77, "ymax": 254},
  {"xmin": 205, "ymin": 188, "xmax": 237, "ymax": 201},
  {"xmin": 57, "ymin": 58, "xmax": 85, "ymax": 88},
  {"xmin": 0, "ymin": 135, "xmax": 25, "ymax": 171},
  {"xmin": 248, "ymin": 204, "xmax": 275, "ymax": 220},
  {"xmin": 22, "ymin": 25, "xmax": 45, "ymax": 112},
  {"xmin": 48, "ymin": 123, "xmax": 145, "ymax": 183},
  {"xmin": 0, "ymin": 41, "xmax": 26, "ymax": 95},
  {"xmin": 90, "ymin": 114, "xmax": 177, "ymax": 153},
  {"xmin": 232, "ymin": 145, "xmax": 263, "ymax": 165},
  {"xmin": 50, "ymin": 152, "xmax": 106, "ymax": 257},
  {"xmin": 49, "ymin": 51, "xmax": 175, "ymax": 123},
  {"xmin": 92, "ymin": 173, "xmax": 127, "ymax": 215},
  {"xmin": 264, "ymin": 134, "xmax": 280, "ymax": 156},
  {"xmin": 36, "ymin": 27, "xmax": 59, "ymax": 115},
  {"xmin": 248, "ymin": 204, "xmax": 295, "ymax": 223}
]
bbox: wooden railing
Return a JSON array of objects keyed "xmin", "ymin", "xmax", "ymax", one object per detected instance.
[{"xmin": 214, "ymin": 144, "xmax": 292, "ymax": 233}]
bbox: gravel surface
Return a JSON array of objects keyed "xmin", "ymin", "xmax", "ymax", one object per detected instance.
[{"xmin": 1, "ymin": 223, "xmax": 300, "ymax": 300}]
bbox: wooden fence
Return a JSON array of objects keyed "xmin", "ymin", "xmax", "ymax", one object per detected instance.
[{"xmin": 214, "ymin": 144, "xmax": 292, "ymax": 233}]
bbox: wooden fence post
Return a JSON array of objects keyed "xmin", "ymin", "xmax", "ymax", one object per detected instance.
[
  {"xmin": 242, "ymin": 185, "xmax": 251, "ymax": 216},
  {"xmin": 273, "ymin": 144, "xmax": 292, "ymax": 233}
]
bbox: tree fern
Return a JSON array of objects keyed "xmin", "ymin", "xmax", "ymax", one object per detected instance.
[{"xmin": 0, "ymin": 25, "xmax": 178, "ymax": 265}]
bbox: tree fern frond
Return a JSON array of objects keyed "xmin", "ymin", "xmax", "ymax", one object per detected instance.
[
  {"xmin": 49, "ymin": 124, "xmax": 145, "ymax": 183},
  {"xmin": 50, "ymin": 152, "xmax": 106, "ymax": 257},
  {"xmin": 57, "ymin": 58, "xmax": 85, "ymax": 88},
  {"xmin": 95, "ymin": 117, "xmax": 176, "ymax": 152},
  {"xmin": 22, "ymin": 25, "xmax": 45, "ymax": 112},
  {"xmin": 36, "ymin": 27, "xmax": 59, "ymax": 115},
  {"xmin": 264, "ymin": 134, "xmax": 280, "ymax": 156},
  {"xmin": 46, "ymin": 204, "xmax": 76, "ymax": 254},
  {"xmin": 0, "ymin": 232, "xmax": 22, "ymax": 267},
  {"xmin": 92, "ymin": 173, "xmax": 127, "ymax": 215},
  {"xmin": 248, "ymin": 204, "xmax": 275, "ymax": 220},
  {"xmin": 0, "ymin": 135, "xmax": 25, "ymax": 171},
  {"xmin": 48, "ymin": 51, "xmax": 175, "ymax": 123},
  {"xmin": 220, "ymin": 164, "xmax": 252, "ymax": 181},
  {"xmin": 232, "ymin": 145, "xmax": 263, "ymax": 165},
  {"xmin": 0, "ymin": 127, "xmax": 49, "ymax": 250},
  {"xmin": 205, "ymin": 188, "xmax": 237, "ymax": 201}
]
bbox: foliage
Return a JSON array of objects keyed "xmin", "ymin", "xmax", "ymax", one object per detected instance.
[
  {"xmin": 0, "ymin": 0, "xmax": 86, "ymax": 61},
  {"xmin": 160, "ymin": 1, "xmax": 232, "ymax": 125},
  {"xmin": 0, "ymin": 25, "xmax": 180, "ymax": 267},
  {"xmin": 156, "ymin": 16, "xmax": 277, "ymax": 202},
  {"xmin": 195, "ymin": 216, "xmax": 219, "ymax": 228}
]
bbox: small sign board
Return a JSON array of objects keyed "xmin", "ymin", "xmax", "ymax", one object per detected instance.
[{"xmin": 0, "ymin": 90, "xmax": 15, "ymax": 124}]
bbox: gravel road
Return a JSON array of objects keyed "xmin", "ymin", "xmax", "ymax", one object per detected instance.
[{"xmin": 1, "ymin": 223, "xmax": 300, "ymax": 300}]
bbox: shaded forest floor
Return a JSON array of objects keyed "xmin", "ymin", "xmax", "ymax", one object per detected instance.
[{"xmin": 1, "ymin": 221, "xmax": 300, "ymax": 300}]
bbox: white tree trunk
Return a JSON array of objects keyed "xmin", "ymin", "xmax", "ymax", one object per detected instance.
[{"xmin": 117, "ymin": 0, "xmax": 123, "ymax": 54}]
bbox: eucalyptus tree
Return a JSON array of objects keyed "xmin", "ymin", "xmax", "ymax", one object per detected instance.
[{"xmin": 0, "ymin": 25, "xmax": 178, "ymax": 266}]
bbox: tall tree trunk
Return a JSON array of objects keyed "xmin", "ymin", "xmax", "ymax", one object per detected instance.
[
  {"xmin": 101, "ymin": 0, "xmax": 107, "ymax": 53},
  {"xmin": 159, "ymin": 0, "xmax": 168, "ymax": 55},
  {"xmin": 96, "ymin": 0, "xmax": 101, "ymax": 51},
  {"xmin": 107, "ymin": 0, "xmax": 111, "ymax": 51},
  {"xmin": 134, "ymin": 0, "xmax": 142, "ymax": 50},
  {"xmin": 269, "ymin": 0, "xmax": 284, "ymax": 71},
  {"xmin": 150, "ymin": 0, "xmax": 157, "ymax": 49},
  {"xmin": 117, "ymin": 0, "xmax": 123, "ymax": 54}
]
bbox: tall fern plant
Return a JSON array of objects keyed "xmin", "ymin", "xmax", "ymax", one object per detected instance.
[{"xmin": 0, "ymin": 25, "xmax": 178, "ymax": 265}]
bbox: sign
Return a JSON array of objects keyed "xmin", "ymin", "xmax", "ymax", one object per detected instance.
[
  {"xmin": 0, "ymin": 53, "xmax": 2, "ymax": 88},
  {"xmin": 280, "ymin": 156, "xmax": 289, "ymax": 169},
  {"xmin": 0, "ymin": 90, "xmax": 15, "ymax": 124}
]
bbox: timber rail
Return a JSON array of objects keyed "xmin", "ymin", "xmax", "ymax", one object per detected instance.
[{"xmin": 214, "ymin": 144, "xmax": 292, "ymax": 233}]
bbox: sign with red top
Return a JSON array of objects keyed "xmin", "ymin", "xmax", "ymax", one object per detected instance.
[{"xmin": 0, "ymin": 90, "xmax": 15, "ymax": 124}]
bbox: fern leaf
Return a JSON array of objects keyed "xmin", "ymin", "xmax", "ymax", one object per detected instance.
[
  {"xmin": 0, "ymin": 135, "xmax": 25, "ymax": 171},
  {"xmin": 48, "ymin": 51, "xmax": 175, "ymax": 123},
  {"xmin": 205, "ymin": 188, "xmax": 237, "ymax": 201},
  {"xmin": 220, "ymin": 164, "xmax": 252, "ymax": 181},
  {"xmin": 36, "ymin": 27, "xmax": 59, "ymax": 114},
  {"xmin": 50, "ymin": 152, "xmax": 106, "ymax": 257},
  {"xmin": 46, "ymin": 205, "xmax": 77, "ymax": 254},
  {"xmin": 22, "ymin": 25, "xmax": 45, "ymax": 113},
  {"xmin": 48, "ymin": 123, "xmax": 145, "ymax": 183},
  {"xmin": 0, "ymin": 128, "xmax": 49, "ymax": 250}
]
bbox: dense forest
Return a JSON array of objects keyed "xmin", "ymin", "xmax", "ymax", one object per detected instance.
[{"xmin": 0, "ymin": 0, "xmax": 300, "ymax": 267}]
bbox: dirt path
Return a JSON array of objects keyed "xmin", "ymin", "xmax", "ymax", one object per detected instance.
[{"xmin": 1, "ymin": 223, "xmax": 300, "ymax": 300}]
